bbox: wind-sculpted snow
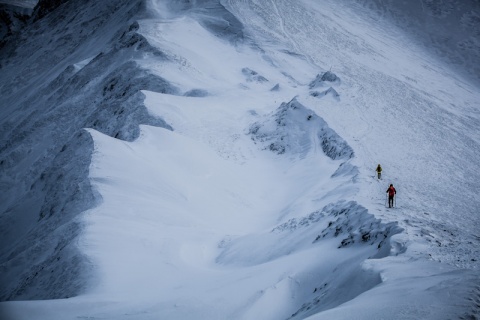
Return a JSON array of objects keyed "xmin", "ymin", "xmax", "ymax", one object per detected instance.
[
  {"xmin": 154, "ymin": 0, "xmax": 245, "ymax": 44},
  {"xmin": 249, "ymin": 98, "xmax": 354, "ymax": 160},
  {"xmin": 218, "ymin": 201, "xmax": 401, "ymax": 265},
  {"xmin": 311, "ymin": 201, "xmax": 402, "ymax": 252},
  {"xmin": 331, "ymin": 161, "xmax": 359, "ymax": 179},
  {"xmin": 0, "ymin": 131, "xmax": 97, "ymax": 301},
  {"xmin": 0, "ymin": 0, "xmax": 177, "ymax": 301},
  {"xmin": 1, "ymin": 0, "xmax": 479, "ymax": 318},
  {"xmin": 216, "ymin": 200, "xmax": 402, "ymax": 318},
  {"xmin": 273, "ymin": 200, "xmax": 402, "ymax": 252}
]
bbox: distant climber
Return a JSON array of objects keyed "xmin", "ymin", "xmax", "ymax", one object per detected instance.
[
  {"xmin": 386, "ymin": 184, "xmax": 396, "ymax": 208},
  {"xmin": 376, "ymin": 164, "xmax": 382, "ymax": 179}
]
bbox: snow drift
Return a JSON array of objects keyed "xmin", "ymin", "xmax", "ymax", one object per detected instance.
[{"xmin": 1, "ymin": 0, "xmax": 479, "ymax": 319}]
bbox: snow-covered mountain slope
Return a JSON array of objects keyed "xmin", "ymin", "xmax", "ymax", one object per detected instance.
[
  {"xmin": 0, "ymin": 3, "xmax": 31, "ymax": 41},
  {"xmin": 344, "ymin": 0, "xmax": 480, "ymax": 86},
  {"xmin": 1, "ymin": 0, "xmax": 479, "ymax": 319}
]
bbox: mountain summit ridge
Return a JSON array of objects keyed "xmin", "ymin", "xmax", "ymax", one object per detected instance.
[{"xmin": 1, "ymin": 0, "xmax": 479, "ymax": 319}]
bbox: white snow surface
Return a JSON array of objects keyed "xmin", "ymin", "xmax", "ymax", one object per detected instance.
[{"xmin": 1, "ymin": 0, "xmax": 480, "ymax": 319}]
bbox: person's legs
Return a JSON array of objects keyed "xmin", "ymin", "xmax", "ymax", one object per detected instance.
[{"xmin": 389, "ymin": 196, "xmax": 393, "ymax": 208}]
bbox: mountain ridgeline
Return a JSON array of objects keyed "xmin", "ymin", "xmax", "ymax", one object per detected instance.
[
  {"xmin": 0, "ymin": 2, "xmax": 478, "ymax": 319},
  {"xmin": 0, "ymin": 0, "xmax": 339, "ymax": 302},
  {"xmin": 0, "ymin": 0, "xmax": 176, "ymax": 300}
]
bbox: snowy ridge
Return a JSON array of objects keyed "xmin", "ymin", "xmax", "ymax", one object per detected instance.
[
  {"xmin": 311, "ymin": 200, "xmax": 401, "ymax": 251},
  {"xmin": 218, "ymin": 200, "xmax": 401, "ymax": 267},
  {"xmin": 1, "ymin": 0, "xmax": 479, "ymax": 319},
  {"xmin": 249, "ymin": 97, "xmax": 354, "ymax": 160},
  {"xmin": 0, "ymin": 0, "xmax": 175, "ymax": 301}
]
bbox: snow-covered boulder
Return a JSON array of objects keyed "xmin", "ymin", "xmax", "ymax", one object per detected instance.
[
  {"xmin": 309, "ymin": 71, "xmax": 340, "ymax": 89},
  {"xmin": 249, "ymin": 98, "xmax": 353, "ymax": 160}
]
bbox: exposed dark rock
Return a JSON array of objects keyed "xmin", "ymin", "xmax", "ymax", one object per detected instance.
[{"xmin": 31, "ymin": 0, "xmax": 64, "ymax": 22}]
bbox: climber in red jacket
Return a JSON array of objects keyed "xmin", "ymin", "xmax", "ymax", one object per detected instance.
[{"xmin": 386, "ymin": 184, "xmax": 396, "ymax": 208}]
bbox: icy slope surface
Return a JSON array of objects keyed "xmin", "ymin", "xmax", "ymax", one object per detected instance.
[
  {"xmin": 226, "ymin": 0, "xmax": 480, "ymax": 267},
  {"xmin": 1, "ymin": 0, "xmax": 479, "ymax": 319},
  {"xmin": 347, "ymin": 0, "xmax": 480, "ymax": 85}
]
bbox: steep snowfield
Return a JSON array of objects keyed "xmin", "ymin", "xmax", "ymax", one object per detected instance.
[{"xmin": 1, "ymin": 0, "xmax": 479, "ymax": 319}]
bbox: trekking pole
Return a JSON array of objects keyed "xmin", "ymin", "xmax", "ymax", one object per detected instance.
[
  {"xmin": 394, "ymin": 195, "xmax": 397, "ymax": 208},
  {"xmin": 385, "ymin": 193, "xmax": 388, "ymax": 207}
]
